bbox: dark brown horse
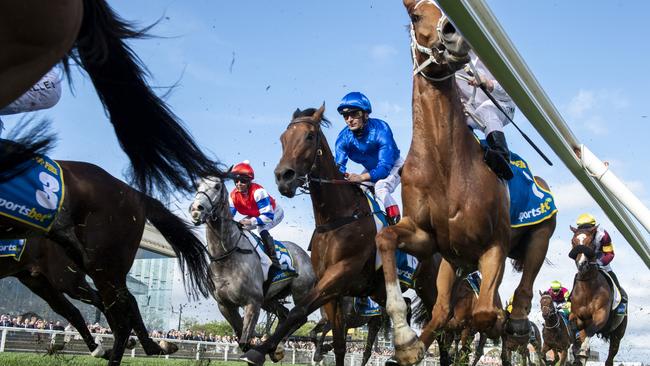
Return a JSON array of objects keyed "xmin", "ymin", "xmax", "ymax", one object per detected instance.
[
  {"xmin": 240, "ymin": 107, "xmax": 439, "ymax": 366},
  {"xmin": 0, "ymin": 160, "xmax": 214, "ymax": 365},
  {"xmin": 375, "ymin": 1, "xmax": 556, "ymax": 365},
  {"xmin": 1, "ymin": 239, "xmax": 178, "ymax": 359},
  {"xmin": 501, "ymin": 319, "xmax": 544, "ymax": 366},
  {"xmin": 569, "ymin": 226, "xmax": 627, "ymax": 366},
  {"xmin": 0, "ymin": 0, "xmax": 223, "ymax": 196},
  {"xmin": 539, "ymin": 291, "xmax": 572, "ymax": 366}
]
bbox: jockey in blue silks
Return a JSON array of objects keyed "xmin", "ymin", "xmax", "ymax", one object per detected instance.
[{"xmin": 334, "ymin": 92, "xmax": 404, "ymax": 225}]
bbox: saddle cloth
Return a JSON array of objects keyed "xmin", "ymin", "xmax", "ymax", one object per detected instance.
[
  {"xmin": 0, "ymin": 239, "xmax": 26, "ymax": 261},
  {"xmin": 364, "ymin": 191, "xmax": 418, "ymax": 288},
  {"xmin": 600, "ymin": 269, "xmax": 624, "ymax": 313},
  {"xmin": 0, "ymin": 155, "xmax": 64, "ymax": 231},
  {"xmin": 354, "ymin": 296, "xmax": 382, "ymax": 317},
  {"xmin": 247, "ymin": 231, "xmax": 297, "ymax": 285},
  {"xmin": 508, "ymin": 152, "xmax": 557, "ymax": 228}
]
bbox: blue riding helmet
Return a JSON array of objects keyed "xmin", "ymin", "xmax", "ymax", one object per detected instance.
[{"xmin": 337, "ymin": 92, "xmax": 372, "ymax": 114}]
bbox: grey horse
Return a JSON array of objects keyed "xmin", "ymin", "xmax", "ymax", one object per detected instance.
[{"xmin": 189, "ymin": 176, "xmax": 316, "ymax": 352}]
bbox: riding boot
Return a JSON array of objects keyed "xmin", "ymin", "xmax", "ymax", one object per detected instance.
[
  {"xmin": 607, "ymin": 270, "xmax": 628, "ymax": 312},
  {"xmin": 386, "ymin": 205, "xmax": 401, "ymax": 226},
  {"xmin": 485, "ymin": 131, "xmax": 514, "ymax": 180},
  {"xmin": 260, "ymin": 230, "xmax": 281, "ymax": 270}
]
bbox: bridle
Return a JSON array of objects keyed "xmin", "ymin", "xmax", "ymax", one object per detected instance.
[
  {"xmin": 286, "ymin": 117, "xmax": 373, "ymax": 193},
  {"xmin": 192, "ymin": 180, "xmax": 250, "ymax": 262},
  {"xmin": 541, "ymin": 295, "xmax": 561, "ymax": 329},
  {"xmin": 409, "ymin": 0, "xmax": 457, "ymax": 82}
]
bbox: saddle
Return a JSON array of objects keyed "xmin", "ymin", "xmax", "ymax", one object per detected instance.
[{"xmin": 599, "ymin": 269, "xmax": 627, "ymax": 333}]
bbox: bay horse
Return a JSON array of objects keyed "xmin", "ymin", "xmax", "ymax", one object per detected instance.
[
  {"xmin": 189, "ymin": 176, "xmax": 317, "ymax": 352},
  {"xmin": 0, "ymin": 0, "xmax": 223, "ymax": 197},
  {"xmin": 1, "ymin": 238, "xmax": 178, "ymax": 359},
  {"xmin": 569, "ymin": 226, "xmax": 627, "ymax": 366},
  {"xmin": 310, "ymin": 297, "xmax": 396, "ymax": 366},
  {"xmin": 375, "ymin": 1, "xmax": 556, "ymax": 364},
  {"xmin": 539, "ymin": 291, "xmax": 572, "ymax": 366},
  {"xmin": 240, "ymin": 106, "xmax": 439, "ymax": 366},
  {"xmin": 0, "ymin": 160, "xmax": 215, "ymax": 365},
  {"xmin": 501, "ymin": 319, "xmax": 544, "ymax": 366}
]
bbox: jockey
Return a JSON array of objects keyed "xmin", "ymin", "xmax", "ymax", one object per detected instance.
[
  {"xmin": 456, "ymin": 50, "xmax": 516, "ymax": 180},
  {"xmin": 548, "ymin": 280, "xmax": 571, "ymax": 322},
  {"xmin": 334, "ymin": 92, "xmax": 404, "ymax": 225},
  {"xmin": 229, "ymin": 161, "xmax": 283, "ymax": 269},
  {"xmin": 0, "ymin": 65, "xmax": 63, "ymax": 131},
  {"xmin": 575, "ymin": 213, "xmax": 628, "ymax": 307}
]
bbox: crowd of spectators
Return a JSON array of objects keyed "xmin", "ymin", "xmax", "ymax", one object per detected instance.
[{"xmin": 0, "ymin": 313, "xmax": 64, "ymax": 331}]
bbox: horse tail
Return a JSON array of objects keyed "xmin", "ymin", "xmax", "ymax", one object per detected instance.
[
  {"xmin": 72, "ymin": 0, "xmax": 223, "ymax": 197},
  {"xmin": 143, "ymin": 195, "xmax": 215, "ymax": 299},
  {"xmin": 411, "ymin": 298, "xmax": 432, "ymax": 328},
  {"xmin": 0, "ymin": 119, "xmax": 56, "ymax": 181}
]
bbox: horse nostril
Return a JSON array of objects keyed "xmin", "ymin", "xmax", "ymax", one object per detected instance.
[{"xmin": 282, "ymin": 169, "xmax": 296, "ymax": 182}]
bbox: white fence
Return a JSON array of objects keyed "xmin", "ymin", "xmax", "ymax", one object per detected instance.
[{"xmin": 0, "ymin": 326, "xmax": 443, "ymax": 365}]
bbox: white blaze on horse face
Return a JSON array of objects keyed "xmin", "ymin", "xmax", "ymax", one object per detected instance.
[
  {"xmin": 576, "ymin": 233, "xmax": 587, "ymax": 245},
  {"xmin": 575, "ymin": 233, "xmax": 588, "ymax": 266}
]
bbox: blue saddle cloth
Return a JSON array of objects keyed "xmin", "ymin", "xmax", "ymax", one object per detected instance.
[
  {"xmin": 0, "ymin": 239, "xmax": 26, "ymax": 261},
  {"xmin": 507, "ymin": 152, "xmax": 557, "ymax": 227},
  {"xmin": 466, "ymin": 271, "xmax": 481, "ymax": 296},
  {"xmin": 354, "ymin": 297, "xmax": 382, "ymax": 317},
  {"xmin": 266, "ymin": 240, "xmax": 298, "ymax": 286},
  {"xmin": 0, "ymin": 155, "xmax": 64, "ymax": 231}
]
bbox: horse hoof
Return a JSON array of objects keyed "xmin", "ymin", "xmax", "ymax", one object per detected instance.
[
  {"xmin": 394, "ymin": 337, "xmax": 425, "ymax": 366},
  {"xmin": 126, "ymin": 337, "xmax": 138, "ymax": 350},
  {"xmin": 270, "ymin": 344, "xmax": 285, "ymax": 362},
  {"xmin": 313, "ymin": 354, "xmax": 324, "ymax": 363},
  {"xmin": 241, "ymin": 349, "xmax": 266, "ymax": 366},
  {"xmin": 159, "ymin": 340, "xmax": 178, "ymax": 355},
  {"xmin": 321, "ymin": 343, "xmax": 333, "ymax": 353},
  {"xmin": 91, "ymin": 344, "xmax": 106, "ymax": 358}
]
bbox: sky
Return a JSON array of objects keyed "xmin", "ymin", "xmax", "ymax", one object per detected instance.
[{"xmin": 2, "ymin": 0, "xmax": 649, "ymax": 361}]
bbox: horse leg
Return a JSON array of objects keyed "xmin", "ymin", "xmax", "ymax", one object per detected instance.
[
  {"xmin": 376, "ymin": 217, "xmax": 434, "ymax": 365},
  {"xmin": 559, "ymin": 348, "xmax": 567, "ymax": 366},
  {"xmin": 473, "ymin": 244, "xmax": 506, "ymax": 330},
  {"xmin": 510, "ymin": 226, "xmax": 553, "ymax": 336},
  {"xmin": 47, "ymin": 225, "xmax": 93, "ymax": 275},
  {"xmin": 362, "ymin": 316, "xmax": 381, "ymax": 366},
  {"xmin": 458, "ymin": 328, "xmax": 472, "ymax": 366},
  {"xmin": 240, "ymin": 302, "xmax": 262, "ymax": 352},
  {"xmin": 604, "ymin": 316, "xmax": 627, "ymax": 366},
  {"xmin": 313, "ymin": 319, "xmax": 331, "ymax": 363},
  {"xmin": 420, "ymin": 259, "xmax": 455, "ymax": 348},
  {"xmin": 94, "ymin": 281, "xmax": 134, "ymax": 365},
  {"xmin": 16, "ymin": 273, "xmax": 106, "ymax": 358},
  {"xmin": 217, "ymin": 302, "xmax": 244, "ymax": 345},
  {"xmin": 471, "ymin": 332, "xmax": 487, "ymax": 366},
  {"xmin": 125, "ymin": 290, "xmax": 177, "ymax": 356},
  {"xmin": 438, "ymin": 332, "xmax": 452, "ymax": 366},
  {"xmin": 329, "ymin": 301, "xmax": 347, "ymax": 366},
  {"xmin": 501, "ymin": 336, "xmax": 511, "ymax": 366},
  {"xmin": 241, "ymin": 260, "xmax": 360, "ymax": 365}
]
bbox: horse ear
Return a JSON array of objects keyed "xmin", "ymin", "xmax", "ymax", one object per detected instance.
[
  {"xmin": 313, "ymin": 102, "xmax": 326, "ymax": 122},
  {"xmin": 292, "ymin": 108, "xmax": 301, "ymax": 119},
  {"xmin": 539, "ymin": 290, "xmax": 544, "ymax": 297},
  {"xmin": 403, "ymin": 0, "xmax": 417, "ymax": 12},
  {"xmin": 570, "ymin": 225, "xmax": 577, "ymax": 233},
  {"xmin": 592, "ymin": 224, "xmax": 599, "ymax": 232}
]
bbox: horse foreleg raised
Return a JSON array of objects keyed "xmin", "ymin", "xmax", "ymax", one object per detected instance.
[
  {"xmin": 474, "ymin": 244, "xmax": 506, "ymax": 330},
  {"xmin": 376, "ymin": 217, "xmax": 432, "ymax": 365}
]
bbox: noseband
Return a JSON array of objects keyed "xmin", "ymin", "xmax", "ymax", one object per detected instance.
[
  {"xmin": 409, "ymin": 0, "xmax": 457, "ymax": 82},
  {"xmin": 541, "ymin": 297, "xmax": 560, "ymax": 329}
]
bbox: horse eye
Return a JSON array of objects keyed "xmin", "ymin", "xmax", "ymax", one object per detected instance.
[
  {"xmin": 306, "ymin": 133, "xmax": 314, "ymax": 141},
  {"xmin": 411, "ymin": 14, "xmax": 421, "ymax": 23},
  {"xmin": 197, "ymin": 205, "xmax": 204, "ymax": 211}
]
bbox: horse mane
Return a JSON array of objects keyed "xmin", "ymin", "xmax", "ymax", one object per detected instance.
[{"xmin": 292, "ymin": 108, "xmax": 331, "ymax": 128}]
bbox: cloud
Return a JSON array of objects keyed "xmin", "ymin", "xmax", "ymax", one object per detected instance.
[
  {"xmin": 551, "ymin": 181, "xmax": 596, "ymax": 211},
  {"xmin": 565, "ymin": 89, "xmax": 630, "ymax": 136},
  {"xmin": 370, "ymin": 44, "xmax": 398, "ymax": 62},
  {"xmin": 567, "ymin": 90, "xmax": 596, "ymax": 119}
]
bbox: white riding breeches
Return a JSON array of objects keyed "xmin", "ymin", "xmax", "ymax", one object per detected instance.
[
  {"xmin": 465, "ymin": 99, "xmax": 515, "ymax": 136},
  {"xmin": 0, "ymin": 66, "xmax": 63, "ymax": 116},
  {"xmin": 250, "ymin": 205, "xmax": 284, "ymax": 234},
  {"xmin": 363, "ymin": 156, "xmax": 404, "ymax": 209}
]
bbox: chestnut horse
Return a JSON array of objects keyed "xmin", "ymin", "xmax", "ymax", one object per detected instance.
[
  {"xmin": 539, "ymin": 291, "xmax": 572, "ymax": 366},
  {"xmin": 0, "ymin": 0, "xmax": 223, "ymax": 196},
  {"xmin": 569, "ymin": 226, "xmax": 627, "ymax": 366},
  {"xmin": 1, "ymin": 238, "xmax": 178, "ymax": 359},
  {"xmin": 375, "ymin": 1, "xmax": 556, "ymax": 364},
  {"xmin": 240, "ymin": 107, "xmax": 439, "ymax": 366},
  {"xmin": 0, "ymin": 160, "xmax": 214, "ymax": 365}
]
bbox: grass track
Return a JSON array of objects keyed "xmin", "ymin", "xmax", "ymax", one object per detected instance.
[{"xmin": 0, "ymin": 352, "xmax": 255, "ymax": 366}]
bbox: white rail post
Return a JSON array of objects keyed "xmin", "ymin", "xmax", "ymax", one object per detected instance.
[
  {"xmin": 224, "ymin": 344, "xmax": 229, "ymax": 361},
  {"xmin": 292, "ymin": 347, "xmax": 296, "ymax": 364},
  {"xmin": 196, "ymin": 342, "xmax": 201, "ymax": 360},
  {"xmin": 131, "ymin": 347, "xmax": 135, "ymax": 358},
  {"xmin": 0, "ymin": 328, "xmax": 7, "ymax": 352}
]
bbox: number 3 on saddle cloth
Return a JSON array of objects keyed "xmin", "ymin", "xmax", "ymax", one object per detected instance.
[
  {"xmin": 247, "ymin": 232, "xmax": 298, "ymax": 286},
  {"xmin": 366, "ymin": 191, "xmax": 419, "ymax": 289},
  {"xmin": 0, "ymin": 155, "xmax": 64, "ymax": 260}
]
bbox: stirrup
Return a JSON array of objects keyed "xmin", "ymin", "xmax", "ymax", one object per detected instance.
[{"xmin": 484, "ymin": 149, "xmax": 513, "ymax": 180}]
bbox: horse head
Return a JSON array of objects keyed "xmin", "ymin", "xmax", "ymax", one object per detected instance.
[
  {"xmin": 539, "ymin": 291, "xmax": 557, "ymax": 321},
  {"xmin": 570, "ymin": 225, "xmax": 599, "ymax": 274},
  {"xmin": 274, "ymin": 104, "xmax": 330, "ymax": 198},
  {"xmin": 404, "ymin": 0, "xmax": 470, "ymax": 80},
  {"xmin": 189, "ymin": 176, "xmax": 228, "ymax": 225}
]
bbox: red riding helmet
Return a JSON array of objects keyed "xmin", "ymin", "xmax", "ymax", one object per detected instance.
[{"xmin": 232, "ymin": 160, "xmax": 254, "ymax": 180}]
